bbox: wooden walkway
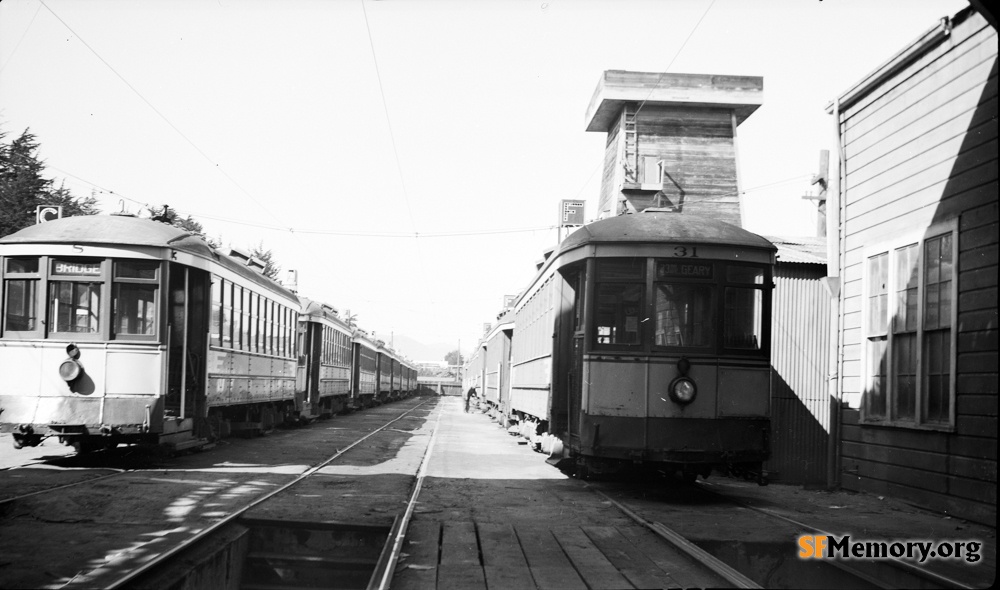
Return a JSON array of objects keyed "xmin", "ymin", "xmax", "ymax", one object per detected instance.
[{"xmin": 392, "ymin": 520, "xmax": 729, "ymax": 590}]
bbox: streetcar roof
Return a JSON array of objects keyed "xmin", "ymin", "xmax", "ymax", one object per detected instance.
[
  {"xmin": 0, "ymin": 214, "xmax": 215, "ymax": 255},
  {"xmin": 0, "ymin": 215, "xmax": 297, "ymax": 299},
  {"xmin": 558, "ymin": 211, "xmax": 776, "ymax": 254}
]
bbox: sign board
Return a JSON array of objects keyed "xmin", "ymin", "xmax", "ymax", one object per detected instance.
[
  {"xmin": 560, "ymin": 200, "xmax": 585, "ymax": 226},
  {"xmin": 36, "ymin": 205, "xmax": 62, "ymax": 224},
  {"xmin": 503, "ymin": 294, "xmax": 517, "ymax": 308}
]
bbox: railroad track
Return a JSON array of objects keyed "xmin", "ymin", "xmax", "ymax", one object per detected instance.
[
  {"xmin": 77, "ymin": 398, "xmax": 436, "ymax": 590},
  {"xmin": 594, "ymin": 476, "xmax": 978, "ymax": 590},
  {"xmin": 0, "ymin": 398, "xmax": 437, "ymax": 590}
]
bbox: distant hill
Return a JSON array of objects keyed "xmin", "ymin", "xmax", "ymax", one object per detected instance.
[{"xmin": 390, "ymin": 334, "xmax": 455, "ymax": 364}]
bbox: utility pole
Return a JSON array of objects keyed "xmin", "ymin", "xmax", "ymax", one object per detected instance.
[{"xmin": 802, "ymin": 150, "xmax": 829, "ymax": 237}]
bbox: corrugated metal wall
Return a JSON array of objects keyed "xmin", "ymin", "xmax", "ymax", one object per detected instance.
[{"xmin": 766, "ymin": 263, "xmax": 831, "ymax": 485}]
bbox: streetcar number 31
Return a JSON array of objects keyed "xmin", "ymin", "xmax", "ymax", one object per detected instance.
[{"xmin": 673, "ymin": 246, "xmax": 699, "ymax": 258}]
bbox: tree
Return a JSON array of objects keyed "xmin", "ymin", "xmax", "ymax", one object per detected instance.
[
  {"xmin": 249, "ymin": 240, "xmax": 281, "ymax": 280},
  {"xmin": 445, "ymin": 349, "xmax": 463, "ymax": 366},
  {"xmin": 147, "ymin": 204, "xmax": 221, "ymax": 249},
  {"xmin": 0, "ymin": 127, "xmax": 100, "ymax": 237}
]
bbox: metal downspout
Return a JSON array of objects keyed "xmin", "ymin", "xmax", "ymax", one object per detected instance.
[{"xmin": 826, "ymin": 99, "xmax": 846, "ymax": 489}]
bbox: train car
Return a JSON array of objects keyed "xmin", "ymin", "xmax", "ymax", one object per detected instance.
[
  {"xmin": 375, "ymin": 342, "xmax": 393, "ymax": 404},
  {"xmin": 296, "ymin": 298, "xmax": 353, "ymax": 417},
  {"xmin": 351, "ymin": 330, "xmax": 379, "ymax": 409},
  {"xmin": 0, "ymin": 215, "xmax": 300, "ymax": 452},
  {"xmin": 506, "ymin": 211, "xmax": 776, "ymax": 483},
  {"xmin": 482, "ymin": 311, "xmax": 514, "ymax": 419},
  {"xmin": 463, "ymin": 342, "xmax": 484, "ymax": 397},
  {"xmin": 390, "ymin": 354, "xmax": 403, "ymax": 401}
]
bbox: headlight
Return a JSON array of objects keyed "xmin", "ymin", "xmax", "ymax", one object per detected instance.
[{"xmin": 669, "ymin": 377, "xmax": 697, "ymax": 405}]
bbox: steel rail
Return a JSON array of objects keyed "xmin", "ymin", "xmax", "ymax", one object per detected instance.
[
  {"xmin": 0, "ymin": 469, "xmax": 125, "ymax": 506},
  {"xmin": 92, "ymin": 399, "xmax": 433, "ymax": 590},
  {"xmin": 371, "ymin": 402, "xmax": 444, "ymax": 590},
  {"xmin": 696, "ymin": 481, "xmax": 975, "ymax": 590},
  {"xmin": 591, "ymin": 489, "xmax": 762, "ymax": 589}
]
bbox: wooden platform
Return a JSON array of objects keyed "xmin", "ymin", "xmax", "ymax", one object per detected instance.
[{"xmin": 392, "ymin": 520, "xmax": 729, "ymax": 590}]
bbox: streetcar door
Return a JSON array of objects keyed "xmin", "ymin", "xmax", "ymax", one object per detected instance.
[
  {"xmin": 569, "ymin": 267, "xmax": 586, "ymax": 444},
  {"xmin": 165, "ymin": 263, "xmax": 209, "ymax": 436}
]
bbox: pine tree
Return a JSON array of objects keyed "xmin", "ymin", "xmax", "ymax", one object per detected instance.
[{"xmin": 0, "ymin": 127, "xmax": 100, "ymax": 237}]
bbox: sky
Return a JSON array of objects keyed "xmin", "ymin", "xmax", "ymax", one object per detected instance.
[{"xmin": 0, "ymin": 0, "xmax": 972, "ymax": 361}]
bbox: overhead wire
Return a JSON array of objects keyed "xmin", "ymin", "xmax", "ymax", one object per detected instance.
[
  {"xmin": 0, "ymin": 2, "xmax": 43, "ymax": 75},
  {"xmin": 565, "ymin": 0, "xmax": 719, "ymax": 205},
  {"xmin": 36, "ymin": 0, "xmax": 287, "ymax": 229}
]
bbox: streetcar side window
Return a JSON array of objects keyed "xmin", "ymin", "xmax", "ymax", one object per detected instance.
[
  {"xmin": 49, "ymin": 259, "xmax": 103, "ymax": 335},
  {"xmin": 222, "ymin": 281, "xmax": 233, "ymax": 348},
  {"xmin": 2, "ymin": 257, "xmax": 41, "ymax": 335},
  {"xmin": 112, "ymin": 260, "xmax": 159, "ymax": 338},
  {"xmin": 210, "ymin": 276, "xmax": 222, "ymax": 346},
  {"xmin": 593, "ymin": 259, "xmax": 644, "ymax": 348},
  {"xmin": 723, "ymin": 265, "xmax": 767, "ymax": 351}
]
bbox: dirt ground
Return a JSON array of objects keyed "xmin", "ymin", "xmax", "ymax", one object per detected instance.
[{"xmin": 0, "ymin": 399, "xmax": 436, "ymax": 589}]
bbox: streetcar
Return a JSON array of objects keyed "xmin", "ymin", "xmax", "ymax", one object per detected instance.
[
  {"xmin": 0, "ymin": 214, "xmax": 415, "ymax": 452},
  {"xmin": 475, "ymin": 210, "xmax": 776, "ymax": 483}
]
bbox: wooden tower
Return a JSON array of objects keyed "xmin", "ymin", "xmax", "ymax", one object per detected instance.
[{"xmin": 585, "ymin": 71, "xmax": 763, "ymax": 227}]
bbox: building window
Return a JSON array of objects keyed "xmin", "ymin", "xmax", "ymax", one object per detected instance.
[{"xmin": 862, "ymin": 225, "xmax": 956, "ymax": 429}]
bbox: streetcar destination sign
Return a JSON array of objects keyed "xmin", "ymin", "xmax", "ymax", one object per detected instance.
[
  {"xmin": 657, "ymin": 262, "xmax": 714, "ymax": 279},
  {"xmin": 53, "ymin": 261, "xmax": 101, "ymax": 276}
]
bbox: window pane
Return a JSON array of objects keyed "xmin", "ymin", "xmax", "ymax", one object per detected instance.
[
  {"xmin": 654, "ymin": 283, "xmax": 713, "ymax": 347},
  {"xmin": 222, "ymin": 282, "xmax": 232, "ymax": 348},
  {"xmin": 893, "ymin": 332, "xmax": 916, "ymax": 421},
  {"xmin": 724, "ymin": 287, "xmax": 762, "ymax": 349},
  {"xmin": 894, "ymin": 244, "xmax": 918, "ymax": 333},
  {"xmin": 115, "ymin": 283, "xmax": 157, "ymax": 335},
  {"xmin": 923, "ymin": 328, "xmax": 951, "ymax": 423},
  {"xmin": 865, "ymin": 337, "xmax": 887, "ymax": 419},
  {"xmin": 210, "ymin": 278, "xmax": 221, "ymax": 346},
  {"xmin": 50, "ymin": 281, "xmax": 101, "ymax": 333},
  {"xmin": 115, "ymin": 260, "xmax": 158, "ymax": 280},
  {"xmin": 6, "ymin": 257, "xmax": 39, "ymax": 274},
  {"xmin": 595, "ymin": 283, "xmax": 643, "ymax": 345},
  {"xmin": 4, "ymin": 279, "xmax": 38, "ymax": 331},
  {"xmin": 726, "ymin": 266, "xmax": 763, "ymax": 284},
  {"xmin": 924, "ymin": 235, "xmax": 952, "ymax": 330},
  {"xmin": 596, "ymin": 258, "xmax": 644, "ymax": 281},
  {"xmin": 867, "ymin": 253, "xmax": 888, "ymax": 335}
]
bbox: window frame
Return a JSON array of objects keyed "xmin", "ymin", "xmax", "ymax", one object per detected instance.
[
  {"xmin": 592, "ymin": 258, "xmax": 647, "ymax": 350},
  {"xmin": 46, "ymin": 257, "xmax": 108, "ymax": 341},
  {"xmin": 111, "ymin": 259, "xmax": 160, "ymax": 341},
  {"xmin": 860, "ymin": 220, "xmax": 959, "ymax": 431},
  {"xmin": 1, "ymin": 256, "xmax": 44, "ymax": 338}
]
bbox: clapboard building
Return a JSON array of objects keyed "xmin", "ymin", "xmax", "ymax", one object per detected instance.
[{"xmin": 829, "ymin": 6, "xmax": 997, "ymax": 525}]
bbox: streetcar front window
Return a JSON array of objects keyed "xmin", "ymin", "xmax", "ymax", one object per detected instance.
[
  {"xmin": 50, "ymin": 281, "xmax": 101, "ymax": 333},
  {"xmin": 3, "ymin": 257, "xmax": 41, "ymax": 334},
  {"xmin": 113, "ymin": 260, "xmax": 159, "ymax": 338},
  {"xmin": 724, "ymin": 264, "xmax": 766, "ymax": 351},
  {"xmin": 594, "ymin": 259, "xmax": 645, "ymax": 347},
  {"xmin": 4, "ymin": 279, "xmax": 37, "ymax": 332},
  {"xmin": 114, "ymin": 284, "xmax": 156, "ymax": 335},
  {"xmin": 654, "ymin": 283, "xmax": 714, "ymax": 348}
]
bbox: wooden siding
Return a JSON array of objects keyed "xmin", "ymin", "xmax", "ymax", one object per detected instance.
[
  {"xmin": 597, "ymin": 116, "xmax": 621, "ymax": 218},
  {"xmin": 836, "ymin": 9, "xmax": 997, "ymax": 525},
  {"xmin": 766, "ymin": 263, "xmax": 831, "ymax": 485},
  {"xmin": 635, "ymin": 106, "xmax": 740, "ymax": 226}
]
